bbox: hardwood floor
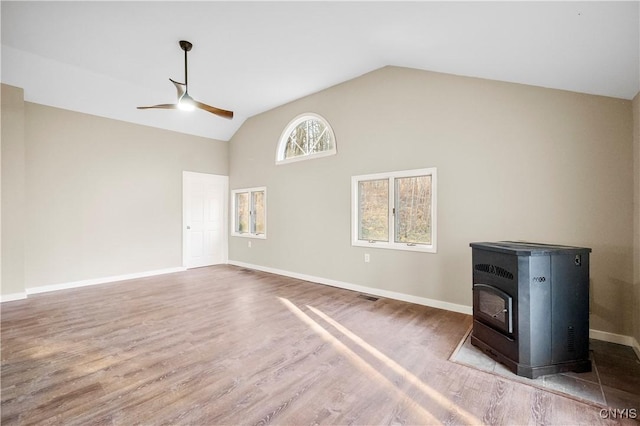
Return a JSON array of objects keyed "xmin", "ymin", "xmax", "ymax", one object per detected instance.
[{"xmin": 0, "ymin": 265, "xmax": 634, "ymax": 425}]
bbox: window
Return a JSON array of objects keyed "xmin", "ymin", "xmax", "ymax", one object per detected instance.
[
  {"xmin": 276, "ymin": 113, "xmax": 336, "ymax": 164},
  {"xmin": 232, "ymin": 187, "xmax": 266, "ymax": 238},
  {"xmin": 352, "ymin": 168, "xmax": 437, "ymax": 253}
]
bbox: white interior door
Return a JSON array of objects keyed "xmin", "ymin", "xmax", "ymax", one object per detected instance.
[{"xmin": 183, "ymin": 171, "xmax": 228, "ymax": 268}]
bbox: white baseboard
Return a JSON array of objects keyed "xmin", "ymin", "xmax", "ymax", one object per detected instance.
[
  {"xmin": 589, "ymin": 329, "xmax": 640, "ymax": 356},
  {"xmin": 0, "ymin": 292, "xmax": 28, "ymax": 303},
  {"xmin": 227, "ymin": 260, "xmax": 472, "ymax": 315},
  {"xmin": 589, "ymin": 329, "xmax": 634, "ymax": 346},
  {"xmin": 25, "ymin": 266, "xmax": 187, "ymax": 296}
]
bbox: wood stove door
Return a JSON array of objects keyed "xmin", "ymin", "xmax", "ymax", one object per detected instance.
[{"xmin": 473, "ymin": 284, "xmax": 513, "ymax": 336}]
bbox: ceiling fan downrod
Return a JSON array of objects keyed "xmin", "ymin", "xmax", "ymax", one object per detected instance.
[{"xmin": 179, "ymin": 40, "xmax": 192, "ymax": 90}]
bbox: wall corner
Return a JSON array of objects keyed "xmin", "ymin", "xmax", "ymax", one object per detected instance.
[
  {"xmin": 632, "ymin": 91, "xmax": 640, "ymax": 348},
  {"xmin": 1, "ymin": 83, "xmax": 27, "ymax": 298}
]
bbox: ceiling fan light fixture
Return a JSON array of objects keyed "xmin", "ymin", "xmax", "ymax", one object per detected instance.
[{"xmin": 178, "ymin": 93, "xmax": 195, "ymax": 111}]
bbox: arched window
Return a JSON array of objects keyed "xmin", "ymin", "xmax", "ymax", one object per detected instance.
[{"xmin": 276, "ymin": 113, "xmax": 336, "ymax": 164}]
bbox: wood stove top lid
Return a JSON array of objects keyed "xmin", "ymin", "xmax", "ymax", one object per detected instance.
[{"xmin": 470, "ymin": 241, "xmax": 592, "ymax": 255}]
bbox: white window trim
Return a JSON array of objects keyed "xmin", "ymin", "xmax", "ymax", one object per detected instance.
[
  {"xmin": 231, "ymin": 187, "xmax": 267, "ymax": 239},
  {"xmin": 276, "ymin": 113, "xmax": 337, "ymax": 165},
  {"xmin": 351, "ymin": 168, "xmax": 437, "ymax": 253}
]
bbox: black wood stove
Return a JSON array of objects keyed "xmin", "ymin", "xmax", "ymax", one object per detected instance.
[{"xmin": 470, "ymin": 241, "xmax": 592, "ymax": 379}]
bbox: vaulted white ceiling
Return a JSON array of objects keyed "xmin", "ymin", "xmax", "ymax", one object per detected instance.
[{"xmin": 2, "ymin": 1, "xmax": 639, "ymax": 141}]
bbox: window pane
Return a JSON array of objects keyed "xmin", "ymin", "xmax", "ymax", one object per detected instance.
[
  {"xmin": 236, "ymin": 192, "xmax": 249, "ymax": 233},
  {"xmin": 252, "ymin": 191, "xmax": 265, "ymax": 235},
  {"xmin": 282, "ymin": 117, "xmax": 335, "ymax": 160},
  {"xmin": 285, "ymin": 126, "xmax": 306, "ymax": 158},
  {"xmin": 306, "ymin": 119, "xmax": 332, "ymax": 154},
  {"xmin": 395, "ymin": 175, "xmax": 432, "ymax": 244},
  {"xmin": 358, "ymin": 179, "xmax": 389, "ymax": 241}
]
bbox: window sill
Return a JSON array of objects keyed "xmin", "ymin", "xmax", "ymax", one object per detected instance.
[
  {"xmin": 352, "ymin": 240, "xmax": 437, "ymax": 253},
  {"xmin": 276, "ymin": 149, "xmax": 336, "ymax": 165},
  {"xmin": 232, "ymin": 233, "xmax": 267, "ymax": 240}
]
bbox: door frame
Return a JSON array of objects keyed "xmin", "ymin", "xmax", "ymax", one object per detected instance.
[{"xmin": 182, "ymin": 171, "xmax": 229, "ymax": 268}]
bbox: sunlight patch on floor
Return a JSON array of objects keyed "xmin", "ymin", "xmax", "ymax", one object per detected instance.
[
  {"xmin": 280, "ymin": 297, "xmax": 459, "ymax": 424},
  {"xmin": 306, "ymin": 304, "xmax": 480, "ymax": 425}
]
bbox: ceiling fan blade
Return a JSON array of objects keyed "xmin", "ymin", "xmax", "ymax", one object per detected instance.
[
  {"xmin": 169, "ymin": 78, "xmax": 186, "ymax": 99},
  {"xmin": 137, "ymin": 104, "xmax": 178, "ymax": 110},
  {"xmin": 193, "ymin": 100, "xmax": 234, "ymax": 119}
]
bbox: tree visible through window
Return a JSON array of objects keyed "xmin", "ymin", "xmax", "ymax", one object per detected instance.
[
  {"xmin": 395, "ymin": 175, "xmax": 432, "ymax": 244},
  {"xmin": 358, "ymin": 179, "xmax": 389, "ymax": 242},
  {"xmin": 236, "ymin": 192, "xmax": 250, "ymax": 233},
  {"xmin": 252, "ymin": 191, "xmax": 265, "ymax": 235},
  {"xmin": 352, "ymin": 168, "xmax": 437, "ymax": 253},
  {"xmin": 276, "ymin": 113, "xmax": 336, "ymax": 164}
]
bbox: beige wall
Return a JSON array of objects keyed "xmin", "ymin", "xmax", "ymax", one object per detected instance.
[
  {"xmin": 1, "ymin": 84, "xmax": 26, "ymax": 298},
  {"xmin": 633, "ymin": 92, "xmax": 640, "ymax": 346},
  {"xmin": 18, "ymin": 102, "xmax": 228, "ymax": 289},
  {"xmin": 229, "ymin": 66, "xmax": 634, "ymax": 336}
]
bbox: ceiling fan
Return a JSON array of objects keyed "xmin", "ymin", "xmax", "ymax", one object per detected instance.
[{"xmin": 138, "ymin": 40, "xmax": 233, "ymax": 119}]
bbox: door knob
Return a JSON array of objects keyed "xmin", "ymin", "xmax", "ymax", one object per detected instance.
[{"xmin": 186, "ymin": 226, "xmax": 191, "ymax": 229}]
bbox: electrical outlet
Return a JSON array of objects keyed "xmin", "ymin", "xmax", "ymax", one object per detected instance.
[
  {"xmin": 364, "ymin": 253, "xmax": 370, "ymax": 263},
  {"xmin": 248, "ymin": 241, "xmax": 252, "ymax": 248}
]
